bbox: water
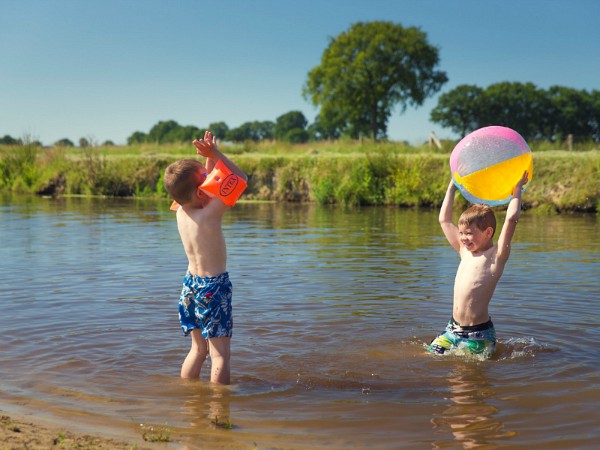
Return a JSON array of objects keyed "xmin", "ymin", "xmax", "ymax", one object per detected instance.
[{"xmin": 1, "ymin": 196, "xmax": 599, "ymax": 449}]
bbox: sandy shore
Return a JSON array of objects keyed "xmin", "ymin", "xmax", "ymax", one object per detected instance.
[{"xmin": 0, "ymin": 412, "xmax": 160, "ymax": 449}]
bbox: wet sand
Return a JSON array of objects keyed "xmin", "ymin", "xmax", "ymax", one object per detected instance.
[
  {"xmin": 0, "ymin": 411, "xmax": 153, "ymax": 449},
  {"xmin": 0, "ymin": 411, "xmax": 141, "ymax": 450}
]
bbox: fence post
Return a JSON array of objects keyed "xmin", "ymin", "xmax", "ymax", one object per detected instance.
[{"xmin": 429, "ymin": 132, "xmax": 442, "ymax": 150}]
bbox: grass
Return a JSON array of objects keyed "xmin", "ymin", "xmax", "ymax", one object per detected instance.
[
  {"xmin": 1, "ymin": 140, "xmax": 599, "ymax": 212},
  {"xmin": 211, "ymin": 416, "xmax": 234, "ymax": 430},
  {"xmin": 139, "ymin": 423, "xmax": 172, "ymax": 442}
]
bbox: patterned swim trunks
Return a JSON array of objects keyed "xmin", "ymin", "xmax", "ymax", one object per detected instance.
[
  {"xmin": 428, "ymin": 318, "xmax": 496, "ymax": 357},
  {"xmin": 178, "ymin": 271, "xmax": 233, "ymax": 339}
]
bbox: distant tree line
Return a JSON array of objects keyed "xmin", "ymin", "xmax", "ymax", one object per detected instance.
[
  {"xmin": 0, "ymin": 135, "xmax": 42, "ymax": 146},
  {"xmin": 0, "ymin": 135, "xmax": 114, "ymax": 147},
  {"xmin": 3, "ymin": 81, "xmax": 599, "ymax": 147},
  {"xmin": 431, "ymin": 82, "xmax": 600, "ymax": 142},
  {"xmin": 126, "ymin": 111, "xmax": 312, "ymax": 145}
]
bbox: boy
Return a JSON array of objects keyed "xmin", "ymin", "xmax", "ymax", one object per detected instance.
[
  {"xmin": 428, "ymin": 171, "xmax": 529, "ymax": 357},
  {"xmin": 163, "ymin": 131, "xmax": 247, "ymax": 383}
]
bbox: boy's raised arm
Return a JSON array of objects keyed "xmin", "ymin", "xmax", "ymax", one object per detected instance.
[
  {"xmin": 193, "ymin": 131, "xmax": 247, "ymax": 181},
  {"xmin": 496, "ymin": 171, "xmax": 528, "ymax": 263},
  {"xmin": 439, "ymin": 180, "xmax": 461, "ymax": 252}
]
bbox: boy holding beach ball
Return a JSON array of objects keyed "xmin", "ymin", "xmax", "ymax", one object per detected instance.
[
  {"xmin": 428, "ymin": 171, "xmax": 529, "ymax": 358},
  {"xmin": 163, "ymin": 131, "xmax": 247, "ymax": 384}
]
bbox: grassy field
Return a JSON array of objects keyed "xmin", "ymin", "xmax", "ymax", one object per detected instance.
[{"xmin": 1, "ymin": 139, "xmax": 599, "ymax": 213}]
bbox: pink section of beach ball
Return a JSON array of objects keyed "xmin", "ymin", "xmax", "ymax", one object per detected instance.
[{"xmin": 450, "ymin": 126, "xmax": 529, "ymax": 175}]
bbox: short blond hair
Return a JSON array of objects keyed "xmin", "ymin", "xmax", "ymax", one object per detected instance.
[
  {"xmin": 163, "ymin": 159, "xmax": 205, "ymax": 205},
  {"xmin": 458, "ymin": 204, "xmax": 497, "ymax": 237}
]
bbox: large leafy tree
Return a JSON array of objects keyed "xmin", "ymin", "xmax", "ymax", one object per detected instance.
[{"xmin": 303, "ymin": 21, "xmax": 447, "ymax": 140}]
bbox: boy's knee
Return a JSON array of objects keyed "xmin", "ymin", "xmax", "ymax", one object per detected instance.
[{"xmin": 189, "ymin": 342, "xmax": 209, "ymax": 359}]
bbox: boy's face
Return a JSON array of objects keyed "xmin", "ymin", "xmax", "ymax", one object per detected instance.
[{"xmin": 458, "ymin": 224, "xmax": 494, "ymax": 253}]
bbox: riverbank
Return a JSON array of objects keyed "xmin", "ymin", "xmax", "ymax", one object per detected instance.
[
  {"xmin": 0, "ymin": 411, "xmax": 157, "ymax": 449},
  {"xmin": 1, "ymin": 141, "xmax": 598, "ymax": 212}
]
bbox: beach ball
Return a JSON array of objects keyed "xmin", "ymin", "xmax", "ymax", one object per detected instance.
[{"xmin": 450, "ymin": 126, "xmax": 533, "ymax": 206}]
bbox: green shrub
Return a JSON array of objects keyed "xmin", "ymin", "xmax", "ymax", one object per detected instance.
[{"xmin": 1, "ymin": 141, "xmax": 598, "ymax": 212}]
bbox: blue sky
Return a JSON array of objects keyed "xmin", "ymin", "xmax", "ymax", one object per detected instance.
[{"xmin": 2, "ymin": 0, "xmax": 599, "ymax": 146}]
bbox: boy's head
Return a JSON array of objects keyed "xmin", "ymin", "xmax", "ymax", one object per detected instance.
[
  {"xmin": 458, "ymin": 204, "xmax": 497, "ymax": 238},
  {"xmin": 163, "ymin": 159, "xmax": 208, "ymax": 205}
]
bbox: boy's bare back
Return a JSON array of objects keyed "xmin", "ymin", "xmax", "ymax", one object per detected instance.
[{"xmin": 168, "ymin": 131, "xmax": 248, "ymax": 278}]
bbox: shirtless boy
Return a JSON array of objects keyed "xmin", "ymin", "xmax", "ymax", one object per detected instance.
[
  {"xmin": 428, "ymin": 171, "xmax": 529, "ymax": 357},
  {"xmin": 163, "ymin": 131, "xmax": 247, "ymax": 383}
]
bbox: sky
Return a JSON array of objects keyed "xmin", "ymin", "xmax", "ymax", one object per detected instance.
[{"xmin": 1, "ymin": 0, "xmax": 599, "ymax": 146}]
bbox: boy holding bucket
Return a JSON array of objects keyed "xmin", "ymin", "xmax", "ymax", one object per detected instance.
[
  {"xmin": 428, "ymin": 171, "xmax": 529, "ymax": 357},
  {"xmin": 163, "ymin": 131, "xmax": 247, "ymax": 383}
]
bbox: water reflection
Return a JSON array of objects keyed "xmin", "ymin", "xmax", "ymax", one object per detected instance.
[
  {"xmin": 179, "ymin": 383, "xmax": 233, "ymax": 433},
  {"xmin": 432, "ymin": 363, "xmax": 516, "ymax": 448}
]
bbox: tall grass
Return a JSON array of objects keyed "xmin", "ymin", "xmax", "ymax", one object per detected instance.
[{"xmin": 1, "ymin": 141, "xmax": 598, "ymax": 212}]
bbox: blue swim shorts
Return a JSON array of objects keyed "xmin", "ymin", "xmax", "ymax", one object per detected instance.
[
  {"xmin": 428, "ymin": 318, "xmax": 496, "ymax": 357},
  {"xmin": 178, "ymin": 271, "xmax": 233, "ymax": 339}
]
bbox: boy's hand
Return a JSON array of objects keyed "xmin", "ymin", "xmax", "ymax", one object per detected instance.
[
  {"xmin": 513, "ymin": 171, "xmax": 529, "ymax": 194},
  {"xmin": 518, "ymin": 170, "xmax": 529, "ymax": 187},
  {"xmin": 193, "ymin": 131, "xmax": 221, "ymax": 159}
]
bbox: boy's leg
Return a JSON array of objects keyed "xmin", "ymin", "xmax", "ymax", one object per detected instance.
[
  {"xmin": 208, "ymin": 337, "xmax": 231, "ymax": 385},
  {"xmin": 181, "ymin": 329, "xmax": 209, "ymax": 379}
]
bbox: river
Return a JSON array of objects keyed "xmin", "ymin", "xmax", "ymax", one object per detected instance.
[{"xmin": 1, "ymin": 196, "xmax": 598, "ymax": 448}]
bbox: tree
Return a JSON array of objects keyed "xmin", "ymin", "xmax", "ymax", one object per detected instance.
[
  {"xmin": 430, "ymin": 85, "xmax": 485, "ymax": 136},
  {"xmin": 147, "ymin": 120, "xmax": 180, "ymax": 144},
  {"xmin": 479, "ymin": 82, "xmax": 550, "ymax": 141},
  {"xmin": 251, "ymin": 121, "xmax": 275, "ymax": 141},
  {"xmin": 228, "ymin": 121, "xmax": 275, "ymax": 142},
  {"xmin": 285, "ymin": 128, "xmax": 310, "ymax": 143},
  {"xmin": 307, "ymin": 109, "xmax": 343, "ymax": 141},
  {"xmin": 431, "ymin": 82, "xmax": 556, "ymax": 140},
  {"xmin": 177, "ymin": 125, "xmax": 203, "ymax": 142},
  {"xmin": 0, "ymin": 135, "xmax": 21, "ymax": 145},
  {"xmin": 275, "ymin": 111, "xmax": 308, "ymax": 141},
  {"xmin": 226, "ymin": 124, "xmax": 250, "ymax": 142},
  {"xmin": 591, "ymin": 90, "xmax": 600, "ymax": 141},
  {"xmin": 546, "ymin": 86, "xmax": 595, "ymax": 141},
  {"xmin": 303, "ymin": 21, "xmax": 447, "ymax": 140},
  {"xmin": 208, "ymin": 122, "xmax": 229, "ymax": 140},
  {"xmin": 127, "ymin": 131, "xmax": 147, "ymax": 145},
  {"xmin": 54, "ymin": 138, "xmax": 74, "ymax": 147}
]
